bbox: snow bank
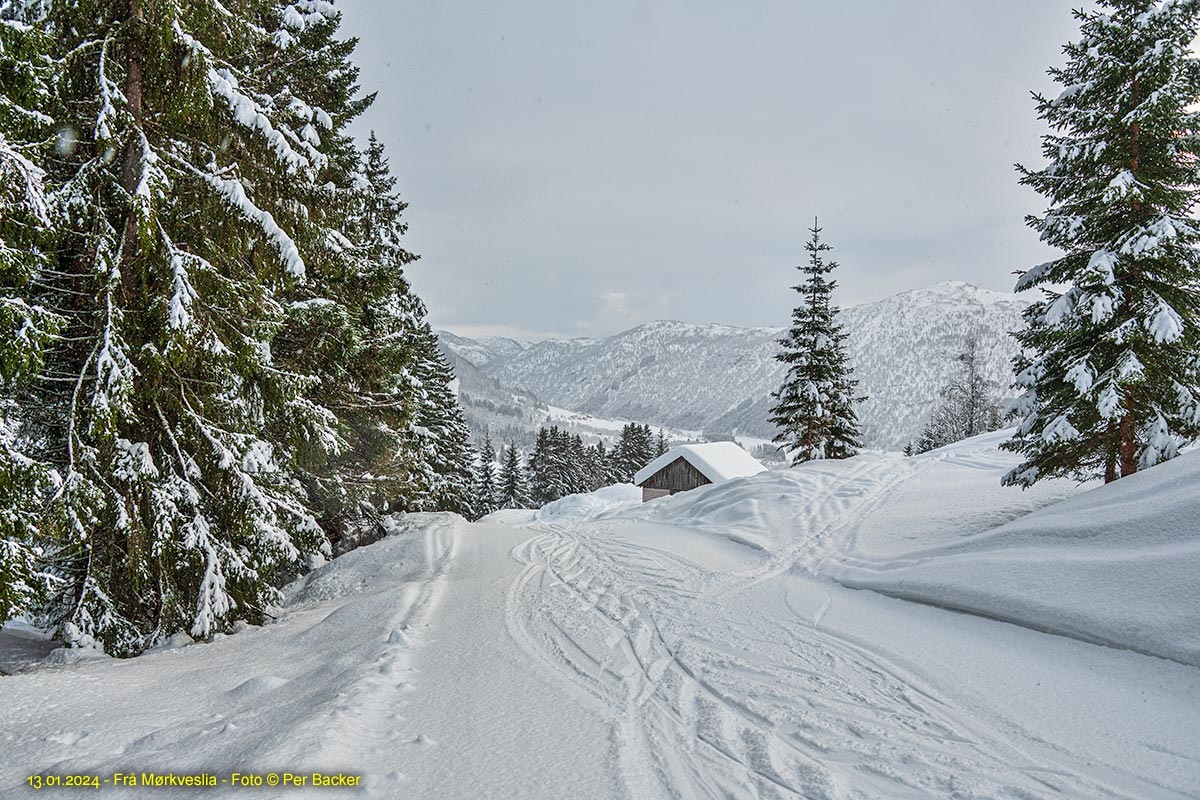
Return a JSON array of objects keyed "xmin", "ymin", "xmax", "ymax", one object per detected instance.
[
  {"xmin": 826, "ymin": 449, "xmax": 1200, "ymax": 667},
  {"xmin": 615, "ymin": 453, "xmax": 908, "ymax": 554},
  {"xmin": 284, "ymin": 512, "xmax": 456, "ymax": 605},
  {"xmin": 533, "ymin": 484, "xmax": 642, "ymax": 524},
  {"xmin": 480, "ymin": 508, "xmax": 537, "ymax": 525}
]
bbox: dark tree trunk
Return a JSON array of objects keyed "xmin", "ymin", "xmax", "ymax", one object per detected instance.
[
  {"xmin": 1104, "ymin": 421, "xmax": 1119, "ymax": 484},
  {"xmin": 1119, "ymin": 414, "xmax": 1138, "ymax": 478},
  {"xmin": 121, "ymin": 0, "xmax": 145, "ymax": 251}
]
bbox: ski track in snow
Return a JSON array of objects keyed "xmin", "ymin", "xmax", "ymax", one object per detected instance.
[
  {"xmin": 256, "ymin": 515, "xmax": 458, "ymax": 784},
  {"xmin": 0, "ymin": 515, "xmax": 460, "ymax": 799},
  {"xmin": 505, "ymin": 456, "xmax": 1149, "ymax": 799}
]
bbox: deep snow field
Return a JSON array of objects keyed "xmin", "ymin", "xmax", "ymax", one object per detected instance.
[{"xmin": 2, "ymin": 432, "xmax": 1198, "ymax": 799}]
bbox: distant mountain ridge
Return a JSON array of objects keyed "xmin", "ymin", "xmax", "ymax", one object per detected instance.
[
  {"xmin": 441, "ymin": 282, "xmax": 1031, "ymax": 450},
  {"xmin": 437, "ymin": 332, "xmax": 531, "ymax": 368}
]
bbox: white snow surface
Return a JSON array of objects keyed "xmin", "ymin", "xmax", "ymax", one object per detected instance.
[
  {"xmin": 825, "ymin": 440, "xmax": 1200, "ymax": 667},
  {"xmin": 532, "ymin": 483, "xmax": 643, "ymax": 524},
  {"xmin": 633, "ymin": 441, "xmax": 767, "ymax": 486},
  {"xmin": 3, "ymin": 436, "xmax": 1198, "ymax": 798}
]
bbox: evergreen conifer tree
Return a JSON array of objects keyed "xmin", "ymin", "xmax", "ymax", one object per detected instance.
[
  {"xmin": 267, "ymin": 51, "xmax": 418, "ymax": 535},
  {"xmin": 587, "ymin": 441, "xmax": 609, "ymax": 491},
  {"xmin": 471, "ymin": 431, "xmax": 498, "ymax": 520},
  {"xmin": 564, "ymin": 433, "xmax": 588, "ymax": 495},
  {"xmin": 498, "ymin": 442, "xmax": 530, "ymax": 509},
  {"xmin": 403, "ymin": 322, "xmax": 474, "ymax": 515},
  {"xmin": 17, "ymin": 1, "xmax": 367, "ymax": 653},
  {"xmin": 612, "ymin": 423, "xmax": 656, "ymax": 481},
  {"xmin": 526, "ymin": 427, "xmax": 552, "ymax": 504},
  {"xmin": 770, "ymin": 221, "xmax": 863, "ymax": 464},
  {"xmin": 0, "ymin": 8, "xmax": 63, "ymax": 626},
  {"xmin": 0, "ymin": 0, "xmax": 470, "ymax": 652},
  {"xmin": 1004, "ymin": 0, "xmax": 1200, "ymax": 486}
]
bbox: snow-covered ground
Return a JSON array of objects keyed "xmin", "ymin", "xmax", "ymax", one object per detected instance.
[{"xmin": 3, "ymin": 434, "xmax": 1198, "ymax": 798}]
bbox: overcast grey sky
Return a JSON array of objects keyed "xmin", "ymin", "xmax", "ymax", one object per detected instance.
[{"xmin": 338, "ymin": 1, "xmax": 1084, "ymax": 340}]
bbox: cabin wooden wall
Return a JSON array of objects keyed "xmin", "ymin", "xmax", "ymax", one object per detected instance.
[{"xmin": 640, "ymin": 457, "xmax": 712, "ymax": 495}]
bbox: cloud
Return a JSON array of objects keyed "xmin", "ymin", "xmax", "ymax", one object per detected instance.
[{"xmin": 341, "ymin": 0, "xmax": 1076, "ymax": 338}]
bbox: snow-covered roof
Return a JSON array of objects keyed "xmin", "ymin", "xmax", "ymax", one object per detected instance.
[{"xmin": 634, "ymin": 442, "xmax": 767, "ymax": 487}]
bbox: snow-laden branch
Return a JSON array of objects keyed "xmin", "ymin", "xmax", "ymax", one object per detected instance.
[
  {"xmin": 166, "ymin": 153, "xmax": 306, "ymax": 278},
  {"xmin": 172, "ymin": 20, "xmax": 327, "ymax": 174}
]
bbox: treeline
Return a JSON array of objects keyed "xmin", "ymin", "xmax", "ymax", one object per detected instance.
[
  {"xmin": 905, "ymin": 336, "xmax": 1005, "ymax": 456},
  {"xmin": 468, "ymin": 423, "xmax": 667, "ymax": 519},
  {"xmin": 0, "ymin": 2, "xmax": 473, "ymax": 654}
]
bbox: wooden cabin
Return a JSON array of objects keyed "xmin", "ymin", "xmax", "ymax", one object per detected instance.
[{"xmin": 633, "ymin": 442, "xmax": 767, "ymax": 502}]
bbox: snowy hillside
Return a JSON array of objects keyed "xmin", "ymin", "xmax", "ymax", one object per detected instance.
[
  {"xmin": 446, "ymin": 282, "xmax": 1030, "ymax": 450},
  {"xmin": 439, "ymin": 341, "xmax": 693, "ymax": 451},
  {"xmin": 437, "ymin": 342, "xmax": 549, "ymax": 448},
  {"xmin": 4, "ymin": 433, "xmax": 1197, "ymax": 799},
  {"xmin": 437, "ymin": 331, "xmax": 530, "ymax": 368}
]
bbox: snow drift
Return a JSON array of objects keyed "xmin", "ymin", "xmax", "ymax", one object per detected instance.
[
  {"xmin": 612, "ymin": 453, "xmax": 910, "ymax": 553},
  {"xmin": 532, "ymin": 483, "xmax": 642, "ymax": 524},
  {"xmin": 825, "ymin": 449, "xmax": 1200, "ymax": 667}
]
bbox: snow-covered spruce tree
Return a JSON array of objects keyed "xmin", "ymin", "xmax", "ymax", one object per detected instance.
[
  {"xmin": 1005, "ymin": 1, "xmax": 1200, "ymax": 486},
  {"xmin": 528, "ymin": 426, "xmax": 594, "ymax": 502},
  {"xmin": 497, "ymin": 442, "xmax": 531, "ymax": 510},
  {"xmin": 258, "ymin": 12, "xmax": 474, "ymax": 523},
  {"xmin": 611, "ymin": 423, "xmax": 654, "ymax": 482},
  {"xmin": 470, "ymin": 431, "xmax": 498, "ymax": 520},
  {"xmin": 915, "ymin": 336, "xmax": 1005, "ymax": 454},
  {"xmin": 271, "ymin": 128, "xmax": 423, "ymax": 538},
  {"xmin": 20, "ymin": 1, "xmax": 364, "ymax": 654},
  {"xmin": 526, "ymin": 426, "xmax": 551, "ymax": 504},
  {"xmin": 597, "ymin": 439, "xmax": 619, "ymax": 486},
  {"xmin": 400, "ymin": 321, "xmax": 474, "ymax": 515},
  {"xmin": 0, "ymin": 9, "xmax": 63, "ymax": 626},
  {"xmin": 771, "ymin": 222, "xmax": 863, "ymax": 463},
  {"xmin": 257, "ymin": 9, "xmax": 416, "ymax": 538},
  {"xmin": 586, "ymin": 440, "xmax": 609, "ymax": 491},
  {"xmin": 562, "ymin": 431, "xmax": 584, "ymax": 496}
]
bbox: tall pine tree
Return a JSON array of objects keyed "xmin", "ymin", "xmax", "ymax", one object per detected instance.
[
  {"xmin": 19, "ymin": 1, "xmax": 365, "ymax": 653},
  {"xmin": 1005, "ymin": 0, "xmax": 1200, "ymax": 486},
  {"xmin": 401, "ymin": 322, "xmax": 474, "ymax": 516},
  {"xmin": 771, "ymin": 221, "xmax": 863, "ymax": 464},
  {"xmin": 261, "ymin": 15, "xmax": 410, "ymax": 537},
  {"xmin": 0, "ymin": 1, "xmax": 499, "ymax": 646}
]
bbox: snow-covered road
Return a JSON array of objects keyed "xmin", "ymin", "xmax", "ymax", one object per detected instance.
[{"xmin": 3, "ymin": 436, "xmax": 1199, "ymax": 799}]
